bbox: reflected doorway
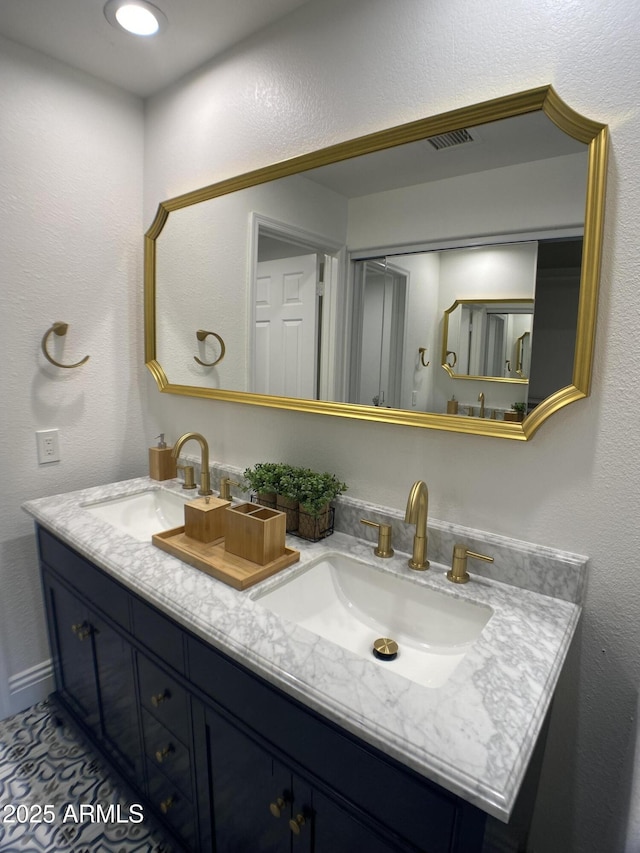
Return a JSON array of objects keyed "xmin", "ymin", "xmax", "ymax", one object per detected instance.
[
  {"xmin": 349, "ymin": 260, "xmax": 408, "ymax": 407},
  {"xmin": 251, "ymin": 219, "xmax": 343, "ymax": 400}
]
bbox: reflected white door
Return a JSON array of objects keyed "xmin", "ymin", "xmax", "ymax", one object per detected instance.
[
  {"xmin": 255, "ymin": 255, "xmax": 318, "ymax": 398},
  {"xmin": 350, "ymin": 261, "xmax": 406, "ymax": 407}
]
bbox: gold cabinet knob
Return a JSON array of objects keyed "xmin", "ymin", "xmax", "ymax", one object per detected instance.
[
  {"xmin": 289, "ymin": 813, "xmax": 306, "ymax": 835},
  {"xmin": 71, "ymin": 622, "xmax": 91, "ymax": 641},
  {"xmin": 151, "ymin": 689, "xmax": 170, "ymax": 707},
  {"xmin": 269, "ymin": 797, "xmax": 286, "ymax": 818},
  {"xmin": 155, "ymin": 743, "xmax": 174, "ymax": 763},
  {"xmin": 159, "ymin": 796, "xmax": 174, "ymax": 814}
]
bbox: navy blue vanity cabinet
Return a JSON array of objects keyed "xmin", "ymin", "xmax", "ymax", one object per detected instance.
[
  {"xmin": 36, "ymin": 524, "xmax": 494, "ymax": 853},
  {"xmin": 41, "ymin": 569, "xmax": 101, "ymax": 734},
  {"xmin": 38, "ymin": 527, "xmax": 207, "ymax": 852},
  {"xmin": 202, "ymin": 702, "xmax": 407, "ymax": 853},
  {"xmin": 91, "ymin": 608, "xmax": 143, "ymax": 780},
  {"xmin": 137, "ymin": 651, "xmax": 200, "ymax": 850},
  {"xmin": 204, "ymin": 705, "xmax": 294, "ymax": 851},
  {"xmin": 189, "ymin": 636, "xmax": 486, "ymax": 853},
  {"xmin": 38, "ymin": 529, "xmax": 143, "ymax": 785}
]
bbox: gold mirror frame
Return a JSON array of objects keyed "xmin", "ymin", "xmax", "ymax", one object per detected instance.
[
  {"xmin": 441, "ymin": 299, "xmax": 534, "ymax": 383},
  {"xmin": 145, "ymin": 86, "xmax": 608, "ymax": 440}
]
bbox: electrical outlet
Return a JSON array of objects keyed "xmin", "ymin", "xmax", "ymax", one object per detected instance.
[{"xmin": 36, "ymin": 429, "xmax": 60, "ymax": 464}]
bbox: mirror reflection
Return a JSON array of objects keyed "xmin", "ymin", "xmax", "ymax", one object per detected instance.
[
  {"xmin": 145, "ymin": 87, "xmax": 608, "ymax": 439},
  {"xmin": 443, "ymin": 298, "xmax": 534, "ymax": 382}
]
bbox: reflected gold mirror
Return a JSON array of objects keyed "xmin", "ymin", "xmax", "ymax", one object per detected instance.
[
  {"xmin": 442, "ymin": 298, "xmax": 534, "ymax": 382},
  {"xmin": 145, "ymin": 86, "xmax": 608, "ymax": 440}
]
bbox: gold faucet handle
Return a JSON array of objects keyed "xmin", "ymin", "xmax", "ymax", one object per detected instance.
[
  {"xmin": 447, "ymin": 544, "xmax": 494, "ymax": 583},
  {"xmin": 360, "ymin": 518, "xmax": 394, "ymax": 558},
  {"xmin": 177, "ymin": 465, "xmax": 196, "ymax": 490},
  {"xmin": 219, "ymin": 477, "xmax": 241, "ymax": 501}
]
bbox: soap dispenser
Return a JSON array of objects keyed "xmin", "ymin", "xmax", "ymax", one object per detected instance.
[{"xmin": 149, "ymin": 434, "xmax": 177, "ymax": 481}]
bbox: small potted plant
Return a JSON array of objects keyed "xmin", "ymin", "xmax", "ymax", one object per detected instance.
[
  {"xmin": 297, "ymin": 469, "xmax": 347, "ymax": 540},
  {"xmin": 243, "ymin": 462, "xmax": 287, "ymax": 508},
  {"xmin": 504, "ymin": 401, "xmax": 526, "ymax": 422},
  {"xmin": 276, "ymin": 466, "xmax": 303, "ymax": 532}
]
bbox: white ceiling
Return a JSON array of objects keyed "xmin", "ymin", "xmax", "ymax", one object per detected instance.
[
  {"xmin": 0, "ymin": 1, "xmax": 588, "ymax": 192},
  {"xmin": 0, "ymin": 0, "xmax": 314, "ymax": 97}
]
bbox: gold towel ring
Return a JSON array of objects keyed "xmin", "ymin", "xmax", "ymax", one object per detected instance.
[
  {"xmin": 418, "ymin": 347, "xmax": 430, "ymax": 367},
  {"xmin": 41, "ymin": 322, "xmax": 90, "ymax": 369},
  {"xmin": 194, "ymin": 330, "xmax": 226, "ymax": 367}
]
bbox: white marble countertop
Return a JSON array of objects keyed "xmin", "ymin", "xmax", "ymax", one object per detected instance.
[{"xmin": 23, "ymin": 477, "xmax": 582, "ymax": 823}]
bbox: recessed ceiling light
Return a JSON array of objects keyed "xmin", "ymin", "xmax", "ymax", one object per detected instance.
[{"xmin": 104, "ymin": 0, "xmax": 168, "ymax": 37}]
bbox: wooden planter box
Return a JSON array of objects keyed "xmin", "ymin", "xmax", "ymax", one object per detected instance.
[
  {"xmin": 276, "ymin": 495, "xmax": 299, "ymax": 532},
  {"xmin": 225, "ymin": 503, "xmax": 286, "ymax": 565},
  {"xmin": 255, "ymin": 492, "xmax": 277, "ymax": 509}
]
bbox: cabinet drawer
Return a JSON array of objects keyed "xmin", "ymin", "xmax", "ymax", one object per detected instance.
[
  {"xmin": 138, "ymin": 653, "xmax": 190, "ymax": 743},
  {"xmin": 142, "ymin": 708, "xmax": 193, "ymax": 799},
  {"xmin": 146, "ymin": 760, "xmax": 197, "ymax": 850},
  {"xmin": 37, "ymin": 527, "xmax": 129, "ymax": 630},
  {"xmin": 132, "ymin": 597, "xmax": 185, "ymax": 674},
  {"xmin": 189, "ymin": 636, "xmax": 456, "ymax": 853}
]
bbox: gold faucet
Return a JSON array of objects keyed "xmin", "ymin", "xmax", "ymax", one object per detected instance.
[
  {"xmin": 478, "ymin": 392, "xmax": 485, "ymax": 418},
  {"xmin": 404, "ymin": 480, "xmax": 429, "ymax": 570},
  {"xmin": 172, "ymin": 432, "xmax": 213, "ymax": 496}
]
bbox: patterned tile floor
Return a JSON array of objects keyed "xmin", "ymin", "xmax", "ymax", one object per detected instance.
[{"xmin": 0, "ymin": 700, "xmax": 175, "ymax": 852}]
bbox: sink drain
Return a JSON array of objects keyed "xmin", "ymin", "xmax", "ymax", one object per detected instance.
[{"xmin": 372, "ymin": 637, "xmax": 398, "ymax": 661}]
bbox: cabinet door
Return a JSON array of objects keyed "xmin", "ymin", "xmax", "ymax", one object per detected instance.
[
  {"xmin": 311, "ymin": 789, "xmax": 403, "ymax": 853},
  {"xmin": 204, "ymin": 705, "xmax": 405, "ymax": 853},
  {"xmin": 43, "ymin": 571, "xmax": 142, "ymax": 784},
  {"xmin": 205, "ymin": 707, "xmax": 292, "ymax": 852},
  {"xmin": 92, "ymin": 612, "xmax": 142, "ymax": 782},
  {"xmin": 43, "ymin": 571, "xmax": 100, "ymax": 733}
]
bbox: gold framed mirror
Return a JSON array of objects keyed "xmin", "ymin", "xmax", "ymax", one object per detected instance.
[
  {"xmin": 442, "ymin": 298, "xmax": 534, "ymax": 383},
  {"xmin": 145, "ymin": 86, "xmax": 608, "ymax": 440}
]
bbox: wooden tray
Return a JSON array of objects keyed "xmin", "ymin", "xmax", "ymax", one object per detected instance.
[{"xmin": 152, "ymin": 527, "xmax": 300, "ymax": 590}]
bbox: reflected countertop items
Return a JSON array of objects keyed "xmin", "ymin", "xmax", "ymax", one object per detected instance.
[{"xmin": 24, "ymin": 477, "xmax": 585, "ymax": 822}]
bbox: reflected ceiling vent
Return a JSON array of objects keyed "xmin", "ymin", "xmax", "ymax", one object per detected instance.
[{"xmin": 426, "ymin": 128, "xmax": 480, "ymax": 151}]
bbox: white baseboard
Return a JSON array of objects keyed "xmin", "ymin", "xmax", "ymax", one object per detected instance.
[{"xmin": 7, "ymin": 659, "xmax": 54, "ymax": 714}]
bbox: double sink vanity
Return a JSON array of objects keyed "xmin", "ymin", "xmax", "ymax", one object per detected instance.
[{"xmin": 23, "ymin": 472, "xmax": 585, "ymax": 852}]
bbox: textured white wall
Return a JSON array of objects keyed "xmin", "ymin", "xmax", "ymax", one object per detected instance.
[
  {"xmin": 143, "ymin": 1, "xmax": 640, "ymax": 851},
  {"xmin": 0, "ymin": 37, "xmax": 147, "ymax": 715}
]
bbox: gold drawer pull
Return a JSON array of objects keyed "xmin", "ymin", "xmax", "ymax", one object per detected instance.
[
  {"xmin": 269, "ymin": 797, "xmax": 286, "ymax": 818},
  {"xmin": 71, "ymin": 622, "xmax": 91, "ymax": 641},
  {"xmin": 155, "ymin": 743, "xmax": 174, "ymax": 763},
  {"xmin": 289, "ymin": 813, "xmax": 306, "ymax": 835},
  {"xmin": 151, "ymin": 689, "xmax": 170, "ymax": 707},
  {"xmin": 159, "ymin": 796, "xmax": 175, "ymax": 814}
]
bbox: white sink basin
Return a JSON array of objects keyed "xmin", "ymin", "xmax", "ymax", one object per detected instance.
[
  {"xmin": 253, "ymin": 552, "xmax": 492, "ymax": 688},
  {"xmin": 82, "ymin": 489, "xmax": 189, "ymax": 541}
]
